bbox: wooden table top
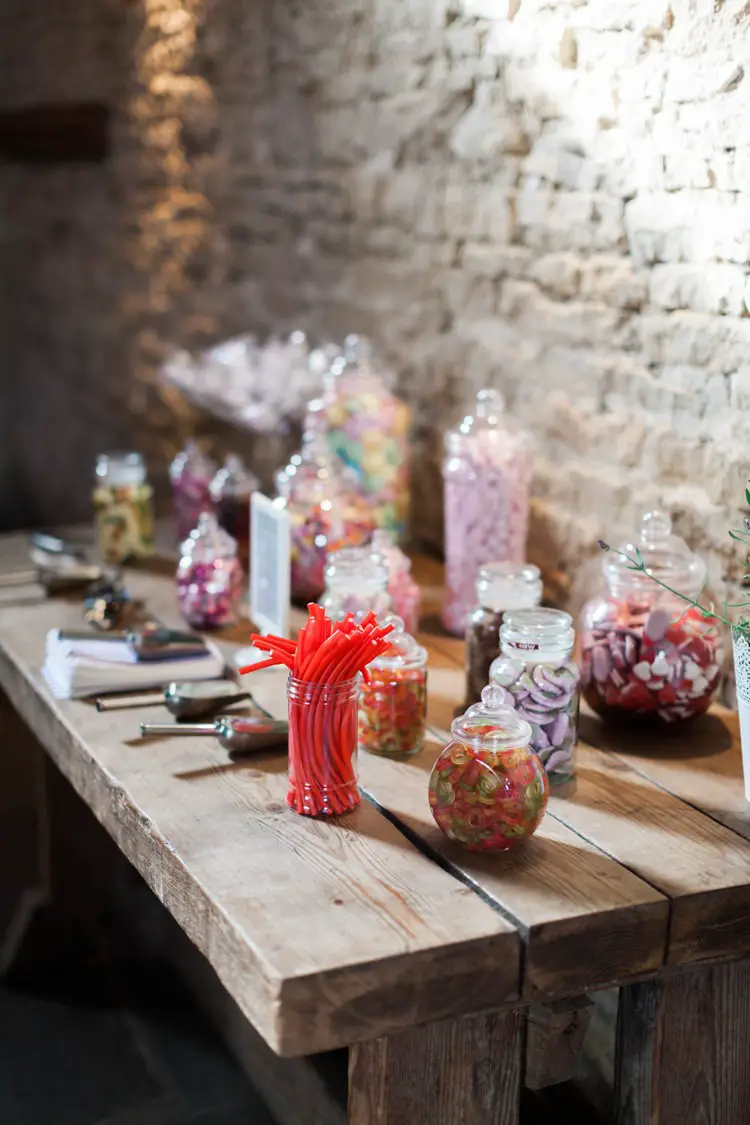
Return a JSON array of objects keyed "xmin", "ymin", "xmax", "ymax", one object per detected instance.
[{"xmin": 1, "ymin": 530, "xmax": 749, "ymax": 1058}]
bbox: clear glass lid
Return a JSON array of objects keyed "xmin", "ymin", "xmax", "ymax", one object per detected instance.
[
  {"xmin": 209, "ymin": 454, "xmax": 258, "ymax": 500},
  {"xmin": 444, "ymin": 388, "xmax": 529, "ymax": 456},
  {"xmin": 180, "ymin": 511, "xmax": 238, "ymax": 562},
  {"xmin": 278, "ymin": 432, "xmax": 359, "ymax": 506},
  {"xmin": 370, "ymin": 615, "xmax": 427, "ymax": 671},
  {"xmin": 603, "ymin": 508, "xmax": 706, "ymax": 596},
  {"xmin": 500, "ymin": 608, "xmax": 574, "ymax": 654},
  {"xmin": 476, "ymin": 562, "xmax": 542, "ymax": 610},
  {"xmin": 451, "ymin": 683, "xmax": 533, "ymax": 748},
  {"xmin": 324, "ymin": 545, "xmax": 388, "ymax": 595}
]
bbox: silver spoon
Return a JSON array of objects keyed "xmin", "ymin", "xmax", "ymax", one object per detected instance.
[
  {"xmin": 97, "ymin": 680, "xmax": 263, "ymax": 721},
  {"xmin": 139, "ymin": 714, "xmax": 288, "ymax": 753}
]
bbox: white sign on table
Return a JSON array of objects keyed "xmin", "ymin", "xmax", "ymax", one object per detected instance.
[{"xmin": 249, "ymin": 492, "xmax": 291, "ymax": 638}]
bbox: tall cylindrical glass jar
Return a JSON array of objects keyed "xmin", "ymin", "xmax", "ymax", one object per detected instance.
[
  {"xmin": 465, "ymin": 563, "xmax": 542, "ymax": 708},
  {"xmin": 210, "ymin": 455, "xmax": 258, "ymax": 573},
  {"xmin": 319, "ymin": 546, "xmax": 391, "ymax": 622},
  {"xmin": 287, "ymin": 676, "xmax": 360, "ymax": 817},
  {"xmin": 93, "ymin": 452, "xmax": 154, "ymax": 564},
  {"xmin": 442, "ymin": 389, "xmax": 532, "ymax": 636},
  {"xmin": 490, "ymin": 608, "xmax": 580, "ymax": 785},
  {"xmin": 580, "ymin": 509, "xmax": 724, "ymax": 729},
  {"xmin": 169, "ymin": 441, "xmax": 216, "ymax": 541},
  {"xmin": 359, "ymin": 617, "xmax": 428, "ymax": 758}
]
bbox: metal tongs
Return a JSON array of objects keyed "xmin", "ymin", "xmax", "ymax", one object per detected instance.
[{"xmin": 139, "ymin": 714, "xmax": 289, "ymax": 753}]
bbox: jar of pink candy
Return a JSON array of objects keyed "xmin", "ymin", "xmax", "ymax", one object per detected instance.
[
  {"xmin": 176, "ymin": 512, "xmax": 243, "ymax": 630},
  {"xmin": 581, "ymin": 509, "xmax": 724, "ymax": 729},
  {"xmin": 441, "ymin": 389, "xmax": 532, "ymax": 637},
  {"xmin": 370, "ymin": 530, "xmax": 421, "ymax": 635},
  {"xmin": 169, "ymin": 442, "xmax": 217, "ymax": 541}
]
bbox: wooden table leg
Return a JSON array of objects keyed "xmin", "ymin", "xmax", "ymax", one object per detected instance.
[
  {"xmin": 348, "ymin": 1009, "xmax": 524, "ymax": 1125},
  {"xmin": 616, "ymin": 961, "xmax": 750, "ymax": 1125}
]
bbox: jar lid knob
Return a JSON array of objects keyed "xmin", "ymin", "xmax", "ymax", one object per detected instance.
[
  {"xmin": 480, "ymin": 682, "xmax": 510, "ymax": 713},
  {"xmin": 640, "ymin": 509, "xmax": 672, "ymax": 546}
]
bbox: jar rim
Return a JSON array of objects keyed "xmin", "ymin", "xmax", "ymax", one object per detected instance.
[{"xmin": 287, "ymin": 674, "xmax": 359, "ymax": 701}]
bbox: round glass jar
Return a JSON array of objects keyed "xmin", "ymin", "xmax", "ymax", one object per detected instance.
[
  {"xmin": 580, "ymin": 509, "xmax": 724, "ymax": 728},
  {"xmin": 441, "ymin": 389, "xmax": 532, "ymax": 636},
  {"xmin": 169, "ymin": 441, "xmax": 216, "ymax": 541},
  {"xmin": 277, "ymin": 435, "xmax": 375, "ymax": 605},
  {"xmin": 176, "ymin": 512, "xmax": 243, "ymax": 630},
  {"xmin": 428, "ymin": 684, "xmax": 548, "ymax": 852},
  {"xmin": 210, "ymin": 455, "xmax": 258, "ymax": 573},
  {"xmin": 93, "ymin": 452, "xmax": 154, "ymax": 565},
  {"xmin": 371, "ymin": 530, "xmax": 421, "ymax": 635},
  {"xmin": 359, "ymin": 617, "xmax": 428, "ymax": 758},
  {"xmin": 319, "ymin": 545, "xmax": 391, "ymax": 622},
  {"xmin": 490, "ymin": 608, "xmax": 580, "ymax": 784},
  {"xmin": 465, "ymin": 562, "xmax": 542, "ymax": 708}
]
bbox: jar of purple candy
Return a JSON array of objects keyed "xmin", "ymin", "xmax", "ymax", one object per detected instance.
[
  {"xmin": 176, "ymin": 512, "xmax": 243, "ymax": 630},
  {"xmin": 169, "ymin": 442, "xmax": 217, "ymax": 542},
  {"xmin": 465, "ymin": 563, "xmax": 542, "ymax": 709},
  {"xmin": 441, "ymin": 389, "xmax": 532, "ymax": 637},
  {"xmin": 490, "ymin": 608, "xmax": 579, "ymax": 785}
]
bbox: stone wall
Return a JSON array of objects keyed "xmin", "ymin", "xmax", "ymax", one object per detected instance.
[{"xmin": 1, "ymin": 0, "xmax": 749, "ymax": 607}]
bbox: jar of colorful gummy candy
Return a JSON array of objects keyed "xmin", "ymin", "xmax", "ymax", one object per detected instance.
[
  {"xmin": 359, "ymin": 617, "xmax": 427, "ymax": 758},
  {"xmin": 93, "ymin": 452, "xmax": 154, "ymax": 565},
  {"xmin": 169, "ymin": 441, "xmax": 216, "ymax": 541},
  {"xmin": 210, "ymin": 455, "xmax": 258, "ymax": 574},
  {"xmin": 277, "ymin": 434, "xmax": 375, "ymax": 605},
  {"xmin": 465, "ymin": 563, "xmax": 542, "ymax": 709},
  {"xmin": 580, "ymin": 509, "xmax": 723, "ymax": 729},
  {"xmin": 490, "ymin": 609, "xmax": 580, "ymax": 784},
  {"xmin": 320, "ymin": 545, "xmax": 391, "ymax": 623},
  {"xmin": 441, "ymin": 389, "xmax": 532, "ymax": 637},
  {"xmin": 371, "ymin": 530, "xmax": 421, "ymax": 636},
  {"xmin": 311, "ymin": 336, "xmax": 411, "ymax": 541},
  {"xmin": 176, "ymin": 512, "xmax": 243, "ymax": 630},
  {"xmin": 428, "ymin": 683, "xmax": 548, "ymax": 852}
]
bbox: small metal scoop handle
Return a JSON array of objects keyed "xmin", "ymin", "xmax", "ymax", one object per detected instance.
[{"xmin": 140, "ymin": 722, "xmax": 216, "ymax": 736}]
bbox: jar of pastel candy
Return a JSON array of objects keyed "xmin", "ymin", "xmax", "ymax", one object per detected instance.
[
  {"xmin": 490, "ymin": 609, "xmax": 580, "ymax": 784},
  {"xmin": 210, "ymin": 455, "xmax": 258, "ymax": 573},
  {"xmin": 371, "ymin": 530, "xmax": 421, "ymax": 636},
  {"xmin": 176, "ymin": 512, "xmax": 243, "ymax": 630},
  {"xmin": 320, "ymin": 545, "xmax": 392, "ymax": 622},
  {"xmin": 277, "ymin": 434, "xmax": 375, "ymax": 605},
  {"xmin": 169, "ymin": 441, "xmax": 216, "ymax": 541},
  {"xmin": 311, "ymin": 336, "xmax": 412, "ymax": 541},
  {"xmin": 441, "ymin": 389, "xmax": 532, "ymax": 637},
  {"xmin": 581, "ymin": 509, "xmax": 724, "ymax": 729},
  {"xmin": 359, "ymin": 617, "xmax": 428, "ymax": 758},
  {"xmin": 428, "ymin": 683, "xmax": 548, "ymax": 852},
  {"xmin": 465, "ymin": 563, "xmax": 542, "ymax": 709},
  {"xmin": 93, "ymin": 452, "xmax": 154, "ymax": 564}
]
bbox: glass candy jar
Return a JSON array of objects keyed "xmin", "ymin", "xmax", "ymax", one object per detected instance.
[
  {"xmin": 581, "ymin": 509, "xmax": 724, "ymax": 729},
  {"xmin": 169, "ymin": 441, "xmax": 216, "ymax": 541},
  {"xmin": 465, "ymin": 563, "xmax": 542, "ymax": 708},
  {"xmin": 371, "ymin": 530, "xmax": 421, "ymax": 635},
  {"xmin": 311, "ymin": 335, "xmax": 411, "ymax": 541},
  {"xmin": 359, "ymin": 617, "xmax": 428, "ymax": 757},
  {"xmin": 176, "ymin": 512, "xmax": 243, "ymax": 630},
  {"xmin": 442, "ymin": 389, "xmax": 532, "ymax": 636},
  {"xmin": 210, "ymin": 455, "xmax": 258, "ymax": 573},
  {"xmin": 277, "ymin": 435, "xmax": 375, "ymax": 605},
  {"xmin": 93, "ymin": 452, "xmax": 154, "ymax": 565},
  {"xmin": 320, "ymin": 545, "xmax": 391, "ymax": 622},
  {"xmin": 429, "ymin": 684, "xmax": 548, "ymax": 852},
  {"xmin": 490, "ymin": 609, "xmax": 580, "ymax": 784},
  {"xmin": 287, "ymin": 675, "xmax": 360, "ymax": 817}
]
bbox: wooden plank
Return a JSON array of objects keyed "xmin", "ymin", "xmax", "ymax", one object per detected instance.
[
  {"xmin": 525, "ymin": 996, "xmax": 594, "ymax": 1091},
  {"xmin": 0, "ymin": 590, "xmax": 519, "ymax": 1057},
  {"xmin": 348, "ymin": 1009, "xmax": 524, "ymax": 1125},
  {"xmin": 615, "ymin": 962, "xmax": 750, "ymax": 1125}
]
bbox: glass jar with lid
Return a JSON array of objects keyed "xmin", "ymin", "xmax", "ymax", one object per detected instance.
[
  {"xmin": 319, "ymin": 545, "xmax": 391, "ymax": 622},
  {"xmin": 490, "ymin": 608, "xmax": 580, "ymax": 784},
  {"xmin": 277, "ymin": 434, "xmax": 375, "ymax": 604},
  {"xmin": 210, "ymin": 455, "xmax": 258, "ymax": 573},
  {"xmin": 176, "ymin": 512, "xmax": 243, "ymax": 630},
  {"xmin": 359, "ymin": 616, "xmax": 428, "ymax": 758},
  {"xmin": 428, "ymin": 683, "xmax": 548, "ymax": 852},
  {"xmin": 308, "ymin": 335, "xmax": 412, "ymax": 541},
  {"xmin": 465, "ymin": 562, "xmax": 542, "ymax": 708},
  {"xmin": 580, "ymin": 509, "xmax": 724, "ymax": 728},
  {"xmin": 371, "ymin": 529, "xmax": 421, "ymax": 636},
  {"xmin": 169, "ymin": 441, "xmax": 216, "ymax": 541},
  {"xmin": 93, "ymin": 452, "xmax": 154, "ymax": 564}
]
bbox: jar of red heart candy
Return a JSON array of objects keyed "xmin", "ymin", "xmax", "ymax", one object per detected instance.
[
  {"xmin": 176, "ymin": 512, "xmax": 243, "ymax": 630},
  {"xmin": 490, "ymin": 609, "xmax": 580, "ymax": 785},
  {"xmin": 428, "ymin": 684, "xmax": 548, "ymax": 852},
  {"xmin": 441, "ymin": 389, "xmax": 532, "ymax": 637},
  {"xmin": 465, "ymin": 562, "xmax": 542, "ymax": 709},
  {"xmin": 581, "ymin": 509, "xmax": 724, "ymax": 729},
  {"xmin": 359, "ymin": 617, "xmax": 428, "ymax": 758}
]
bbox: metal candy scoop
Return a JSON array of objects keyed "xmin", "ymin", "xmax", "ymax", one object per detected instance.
[
  {"xmin": 97, "ymin": 679, "xmax": 263, "ymax": 721},
  {"xmin": 139, "ymin": 714, "xmax": 289, "ymax": 753}
]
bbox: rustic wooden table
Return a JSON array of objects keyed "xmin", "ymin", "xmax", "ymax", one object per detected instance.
[{"xmin": 1, "ymin": 532, "xmax": 750, "ymax": 1124}]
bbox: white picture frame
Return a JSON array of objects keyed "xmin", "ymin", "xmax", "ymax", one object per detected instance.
[{"xmin": 249, "ymin": 492, "xmax": 291, "ymax": 637}]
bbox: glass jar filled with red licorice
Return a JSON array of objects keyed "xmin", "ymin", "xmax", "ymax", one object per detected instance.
[
  {"xmin": 581, "ymin": 509, "xmax": 724, "ymax": 729},
  {"xmin": 359, "ymin": 617, "xmax": 427, "ymax": 758},
  {"xmin": 428, "ymin": 684, "xmax": 548, "ymax": 852}
]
